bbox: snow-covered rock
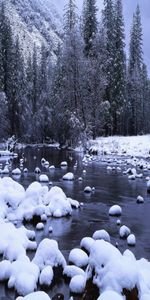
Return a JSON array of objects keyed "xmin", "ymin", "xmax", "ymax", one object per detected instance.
[
  {"xmin": 45, "ymin": 186, "xmax": 72, "ymax": 217},
  {"xmin": 97, "ymin": 290, "xmax": 124, "ymax": 300},
  {"xmin": 92, "ymin": 229, "xmax": 110, "ymax": 243},
  {"xmin": 63, "ymin": 172, "xmax": 74, "ymax": 181},
  {"xmin": 69, "ymin": 275, "xmax": 86, "ymax": 294},
  {"xmin": 88, "ymin": 240, "xmax": 138, "ymax": 294},
  {"xmin": 63, "ymin": 265, "xmax": 85, "ymax": 278},
  {"xmin": 12, "ymin": 168, "xmax": 21, "ymax": 175},
  {"xmin": 109, "ymin": 205, "xmax": 122, "ymax": 216},
  {"xmin": 49, "ymin": 165, "xmax": 55, "ymax": 170},
  {"xmin": 61, "ymin": 161, "xmax": 68, "ymax": 167},
  {"xmin": 84, "ymin": 186, "xmax": 92, "ymax": 193},
  {"xmin": 127, "ymin": 234, "xmax": 136, "ymax": 246},
  {"xmin": 68, "ymin": 248, "xmax": 88, "ymax": 268},
  {"xmin": 137, "ymin": 196, "xmax": 144, "ymax": 204},
  {"xmin": 36, "ymin": 223, "xmax": 44, "ymax": 230},
  {"xmin": 0, "ymin": 260, "xmax": 11, "ymax": 281},
  {"xmin": 119, "ymin": 225, "xmax": 131, "ymax": 239},
  {"xmin": 147, "ymin": 180, "xmax": 150, "ymax": 193},
  {"xmin": 8, "ymin": 259, "xmax": 39, "ymax": 296},
  {"xmin": 80, "ymin": 237, "xmax": 94, "ymax": 253},
  {"xmin": 39, "ymin": 266, "xmax": 53, "ymax": 286},
  {"xmin": 39, "ymin": 174, "xmax": 49, "ymax": 182},
  {"xmin": 32, "ymin": 239, "xmax": 66, "ymax": 270},
  {"xmin": 15, "ymin": 291, "xmax": 51, "ymax": 300}
]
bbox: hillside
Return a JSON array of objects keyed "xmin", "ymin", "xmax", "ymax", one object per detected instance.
[{"xmin": 1, "ymin": 0, "xmax": 62, "ymax": 61}]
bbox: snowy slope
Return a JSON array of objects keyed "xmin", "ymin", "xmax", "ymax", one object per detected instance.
[{"xmin": 2, "ymin": 0, "xmax": 62, "ymax": 61}]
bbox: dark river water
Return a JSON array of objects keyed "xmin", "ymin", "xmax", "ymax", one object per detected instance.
[{"xmin": 0, "ymin": 145, "xmax": 150, "ymax": 299}]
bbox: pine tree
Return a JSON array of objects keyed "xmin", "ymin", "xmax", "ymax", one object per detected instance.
[
  {"xmin": 0, "ymin": 2, "xmax": 5, "ymax": 91},
  {"xmin": 102, "ymin": 0, "xmax": 115, "ymax": 134},
  {"xmin": 112, "ymin": 0, "xmax": 126, "ymax": 135},
  {"xmin": 141, "ymin": 63, "xmax": 150, "ymax": 133},
  {"xmin": 82, "ymin": 0, "xmax": 98, "ymax": 57},
  {"xmin": 127, "ymin": 5, "xmax": 143, "ymax": 135}
]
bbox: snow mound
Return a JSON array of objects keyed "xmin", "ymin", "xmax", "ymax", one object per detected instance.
[
  {"xmin": 63, "ymin": 172, "xmax": 74, "ymax": 181},
  {"xmin": 63, "ymin": 265, "xmax": 85, "ymax": 278},
  {"xmin": 84, "ymin": 186, "xmax": 92, "ymax": 193},
  {"xmin": 127, "ymin": 234, "xmax": 136, "ymax": 246},
  {"xmin": 80, "ymin": 237, "xmax": 94, "ymax": 253},
  {"xmin": 69, "ymin": 275, "xmax": 86, "ymax": 293},
  {"xmin": 88, "ymin": 240, "xmax": 138, "ymax": 294},
  {"xmin": 45, "ymin": 186, "xmax": 72, "ymax": 217},
  {"xmin": 69, "ymin": 248, "xmax": 88, "ymax": 268},
  {"xmin": 109, "ymin": 205, "xmax": 122, "ymax": 216},
  {"xmin": 32, "ymin": 239, "xmax": 66, "ymax": 270},
  {"xmin": 97, "ymin": 290, "xmax": 124, "ymax": 300},
  {"xmin": 16, "ymin": 291, "xmax": 51, "ymax": 300},
  {"xmin": 137, "ymin": 196, "xmax": 144, "ymax": 204},
  {"xmin": 12, "ymin": 168, "xmax": 21, "ymax": 175},
  {"xmin": 119, "ymin": 225, "xmax": 131, "ymax": 238},
  {"xmin": 8, "ymin": 259, "xmax": 39, "ymax": 296},
  {"xmin": 92, "ymin": 229, "xmax": 110, "ymax": 242},
  {"xmin": 39, "ymin": 266, "xmax": 54, "ymax": 286},
  {"xmin": 39, "ymin": 174, "xmax": 49, "ymax": 182}
]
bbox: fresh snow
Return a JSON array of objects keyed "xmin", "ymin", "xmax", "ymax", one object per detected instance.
[
  {"xmin": 109, "ymin": 205, "xmax": 122, "ymax": 216},
  {"xmin": 85, "ymin": 135, "xmax": 150, "ymax": 158},
  {"xmin": 69, "ymin": 274, "xmax": 86, "ymax": 293},
  {"xmin": 16, "ymin": 291, "xmax": 51, "ymax": 300},
  {"xmin": 68, "ymin": 248, "xmax": 88, "ymax": 268}
]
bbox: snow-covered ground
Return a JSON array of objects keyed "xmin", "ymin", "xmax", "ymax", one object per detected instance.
[{"xmin": 85, "ymin": 135, "xmax": 150, "ymax": 158}]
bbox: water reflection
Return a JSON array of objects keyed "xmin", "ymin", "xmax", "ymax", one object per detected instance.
[{"xmin": 1, "ymin": 147, "xmax": 150, "ymax": 299}]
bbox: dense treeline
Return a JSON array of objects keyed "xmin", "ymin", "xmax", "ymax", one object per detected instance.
[{"xmin": 0, "ymin": 0, "xmax": 150, "ymax": 146}]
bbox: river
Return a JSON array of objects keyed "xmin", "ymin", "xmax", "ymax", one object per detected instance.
[{"xmin": 0, "ymin": 145, "xmax": 150, "ymax": 299}]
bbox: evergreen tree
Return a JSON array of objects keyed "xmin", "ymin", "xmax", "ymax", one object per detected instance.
[
  {"xmin": 82, "ymin": 0, "xmax": 98, "ymax": 57},
  {"xmin": 141, "ymin": 63, "xmax": 150, "ymax": 133},
  {"xmin": 102, "ymin": 0, "xmax": 115, "ymax": 134},
  {"xmin": 112, "ymin": 0, "xmax": 126, "ymax": 134},
  {"xmin": 127, "ymin": 5, "xmax": 143, "ymax": 135}
]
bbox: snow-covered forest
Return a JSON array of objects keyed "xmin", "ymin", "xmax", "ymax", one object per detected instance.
[{"xmin": 0, "ymin": 0, "xmax": 150, "ymax": 145}]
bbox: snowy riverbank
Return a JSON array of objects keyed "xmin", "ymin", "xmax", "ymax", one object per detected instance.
[{"xmin": 85, "ymin": 135, "xmax": 150, "ymax": 158}]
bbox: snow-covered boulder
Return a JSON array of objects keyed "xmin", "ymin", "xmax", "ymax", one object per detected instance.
[
  {"xmin": 147, "ymin": 180, "xmax": 150, "ymax": 193},
  {"xmin": 119, "ymin": 225, "xmax": 131, "ymax": 239},
  {"xmin": 84, "ymin": 186, "xmax": 92, "ymax": 193},
  {"xmin": 127, "ymin": 234, "xmax": 136, "ymax": 246},
  {"xmin": 0, "ymin": 260, "xmax": 11, "ymax": 281},
  {"xmin": 109, "ymin": 205, "xmax": 122, "ymax": 216},
  {"xmin": 36, "ymin": 223, "xmax": 44, "ymax": 230},
  {"xmin": 68, "ymin": 198, "xmax": 80, "ymax": 208},
  {"xmin": 97, "ymin": 291, "xmax": 124, "ymax": 300},
  {"xmin": 92, "ymin": 230, "xmax": 110, "ymax": 243},
  {"xmin": 16, "ymin": 291, "xmax": 51, "ymax": 300},
  {"xmin": 39, "ymin": 174, "xmax": 49, "ymax": 182},
  {"xmin": 88, "ymin": 240, "xmax": 138, "ymax": 294},
  {"xmin": 49, "ymin": 165, "xmax": 55, "ymax": 170},
  {"xmin": 8, "ymin": 259, "xmax": 39, "ymax": 296},
  {"xmin": 63, "ymin": 172, "xmax": 74, "ymax": 181},
  {"xmin": 68, "ymin": 248, "xmax": 88, "ymax": 268},
  {"xmin": 32, "ymin": 239, "xmax": 66, "ymax": 270},
  {"xmin": 137, "ymin": 195, "xmax": 144, "ymax": 204},
  {"xmin": 45, "ymin": 186, "xmax": 72, "ymax": 217},
  {"xmin": 69, "ymin": 275, "xmax": 86, "ymax": 294},
  {"xmin": 63, "ymin": 265, "xmax": 85, "ymax": 278},
  {"xmin": 39, "ymin": 266, "xmax": 53, "ymax": 286},
  {"xmin": 12, "ymin": 168, "xmax": 21, "ymax": 175},
  {"xmin": 61, "ymin": 161, "xmax": 68, "ymax": 167},
  {"xmin": 80, "ymin": 237, "xmax": 94, "ymax": 254}
]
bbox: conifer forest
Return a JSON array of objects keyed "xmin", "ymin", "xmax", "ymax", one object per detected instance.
[{"xmin": 0, "ymin": 0, "xmax": 150, "ymax": 146}]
